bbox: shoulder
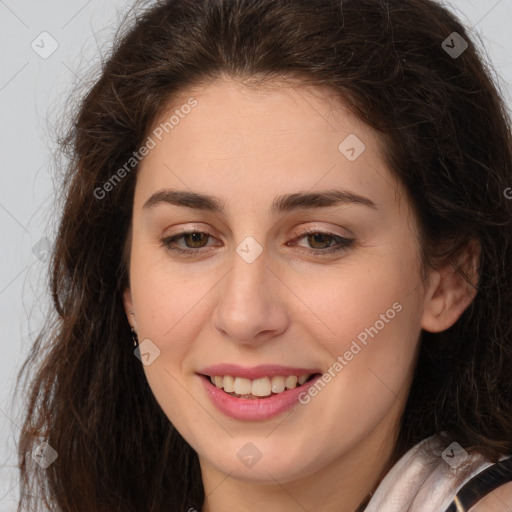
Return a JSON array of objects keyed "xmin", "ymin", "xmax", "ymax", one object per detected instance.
[{"xmin": 469, "ymin": 481, "xmax": 512, "ymax": 511}]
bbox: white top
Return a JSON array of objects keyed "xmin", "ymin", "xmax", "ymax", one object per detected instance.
[{"xmin": 364, "ymin": 434, "xmax": 512, "ymax": 511}]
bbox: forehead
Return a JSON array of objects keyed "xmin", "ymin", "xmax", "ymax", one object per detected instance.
[
  {"xmin": 136, "ymin": 77, "xmax": 408, "ymax": 219},
  {"xmin": 151, "ymin": 76, "xmax": 376, "ymax": 146}
]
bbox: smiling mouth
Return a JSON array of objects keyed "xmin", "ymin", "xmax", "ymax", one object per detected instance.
[{"xmin": 201, "ymin": 373, "xmax": 321, "ymax": 399}]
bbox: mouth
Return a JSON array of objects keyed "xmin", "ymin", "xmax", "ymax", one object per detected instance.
[
  {"xmin": 199, "ymin": 373, "xmax": 322, "ymax": 400},
  {"xmin": 197, "ymin": 367, "xmax": 325, "ymax": 420}
]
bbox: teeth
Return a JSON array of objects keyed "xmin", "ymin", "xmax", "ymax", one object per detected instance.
[
  {"xmin": 271, "ymin": 376, "xmax": 286, "ymax": 393},
  {"xmin": 297, "ymin": 375, "xmax": 309, "ymax": 385},
  {"xmin": 209, "ymin": 373, "xmax": 313, "ymax": 397},
  {"xmin": 251, "ymin": 377, "xmax": 272, "ymax": 397},
  {"xmin": 234, "ymin": 377, "xmax": 252, "ymax": 395},
  {"xmin": 285, "ymin": 375, "xmax": 298, "ymax": 389},
  {"xmin": 223, "ymin": 375, "xmax": 235, "ymax": 392}
]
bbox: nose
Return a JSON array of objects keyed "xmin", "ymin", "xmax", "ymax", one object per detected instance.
[{"xmin": 211, "ymin": 245, "xmax": 289, "ymax": 345}]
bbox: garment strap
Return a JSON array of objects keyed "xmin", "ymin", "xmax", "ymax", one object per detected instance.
[{"xmin": 443, "ymin": 455, "xmax": 512, "ymax": 512}]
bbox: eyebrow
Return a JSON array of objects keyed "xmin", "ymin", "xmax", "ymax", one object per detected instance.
[{"xmin": 142, "ymin": 188, "xmax": 378, "ymax": 214}]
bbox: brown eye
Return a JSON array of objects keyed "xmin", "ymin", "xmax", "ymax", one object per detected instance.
[
  {"xmin": 161, "ymin": 229, "xmax": 354, "ymax": 257},
  {"xmin": 306, "ymin": 232, "xmax": 336, "ymax": 249},
  {"xmin": 181, "ymin": 232, "xmax": 210, "ymax": 249},
  {"xmin": 161, "ymin": 230, "xmax": 216, "ymax": 254},
  {"xmin": 292, "ymin": 229, "xmax": 355, "ymax": 256}
]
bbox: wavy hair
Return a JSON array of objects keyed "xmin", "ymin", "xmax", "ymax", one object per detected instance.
[{"xmin": 15, "ymin": 0, "xmax": 512, "ymax": 510}]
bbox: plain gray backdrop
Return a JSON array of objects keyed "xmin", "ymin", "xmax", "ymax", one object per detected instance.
[{"xmin": 0, "ymin": 0, "xmax": 511, "ymax": 509}]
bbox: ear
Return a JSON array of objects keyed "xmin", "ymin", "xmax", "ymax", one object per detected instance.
[
  {"xmin": 123, "ymin": 287, "xmax": 137, "ymax": 331},
  {"xmin": 421, "ymin": 239, "xmax": 481, "ymax": 333}
]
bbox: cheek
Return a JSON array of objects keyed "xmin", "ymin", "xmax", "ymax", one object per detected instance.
[
  {"xmin": 130, "ymin": 242, "xmax": 216, "ymax": 342},
  {"xmin": 129, "ymin": 250, "xmax": 209, "ymax": 427},
  {"xmin": 294, "ymin": 247, "xmax": 424, "ymax": 422},
  {"xmin": 292, "ymin": 252, "xmax": 421, "ymax": 358},
  {"xmin": 304, "ymin": 293, "xmax": 421, "ymax": 451}
]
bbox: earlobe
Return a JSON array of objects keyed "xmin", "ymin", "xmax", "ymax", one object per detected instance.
[
  {"xmin": 123, "ymin": 288, "xmax": 137, "ymax": 330},
  {"xmin": 421, "ymin": 239, "xmax": 480, "ymax": 333}
]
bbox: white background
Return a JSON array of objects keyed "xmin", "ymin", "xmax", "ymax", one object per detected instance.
[{"xmin": 0, "ymin": 0, "xmax": 511, "ymax": 508}]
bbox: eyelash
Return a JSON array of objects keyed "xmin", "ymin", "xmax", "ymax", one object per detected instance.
[{"xmin": 160, "ymin": 228, "xmax": 355, "ymax": 257}]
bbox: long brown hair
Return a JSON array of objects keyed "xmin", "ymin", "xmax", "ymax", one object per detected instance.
[{"xmin": 15, "ymin": 0, "xmax": 512, "ymax": 510}]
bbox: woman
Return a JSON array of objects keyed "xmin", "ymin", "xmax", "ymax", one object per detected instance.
[{"xmin": 15, "ymin": 0, "xmax": 512, "ymax": 510}]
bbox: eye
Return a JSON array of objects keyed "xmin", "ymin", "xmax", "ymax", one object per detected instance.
[
  {"xmin": 160, "ymin": 229, "xmax": 355, "ymax": 257},
  {"xmin": 290, "ymin": 229, "xmax": 355, "ymax": 256},
  {"xmin": 161, "ymin": 230, "xmax": 215, "ymax": 255}
]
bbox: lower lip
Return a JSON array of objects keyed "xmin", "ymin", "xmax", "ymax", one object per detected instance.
[{"xmin": 199, "ymin": 374, "xmax": 322, "ymax": 421}]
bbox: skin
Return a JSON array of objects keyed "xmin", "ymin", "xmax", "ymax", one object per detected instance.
[
  {"xmin": 123, "ymin": 76, "xmax": 480, "ymax": 512},
  {"xmin": 471, "ymin": 484, "xmax": 512, "ymax": 512}
]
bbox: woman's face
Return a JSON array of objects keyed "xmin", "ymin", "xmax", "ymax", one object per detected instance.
[{"xmin": 123, "ymin": 77, "xmax": 442, "ymax": 485}]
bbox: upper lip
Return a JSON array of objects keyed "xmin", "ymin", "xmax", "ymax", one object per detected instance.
[{"xmin": 198, "ymin": 364, "xmax": 322, "ymax": 380}]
